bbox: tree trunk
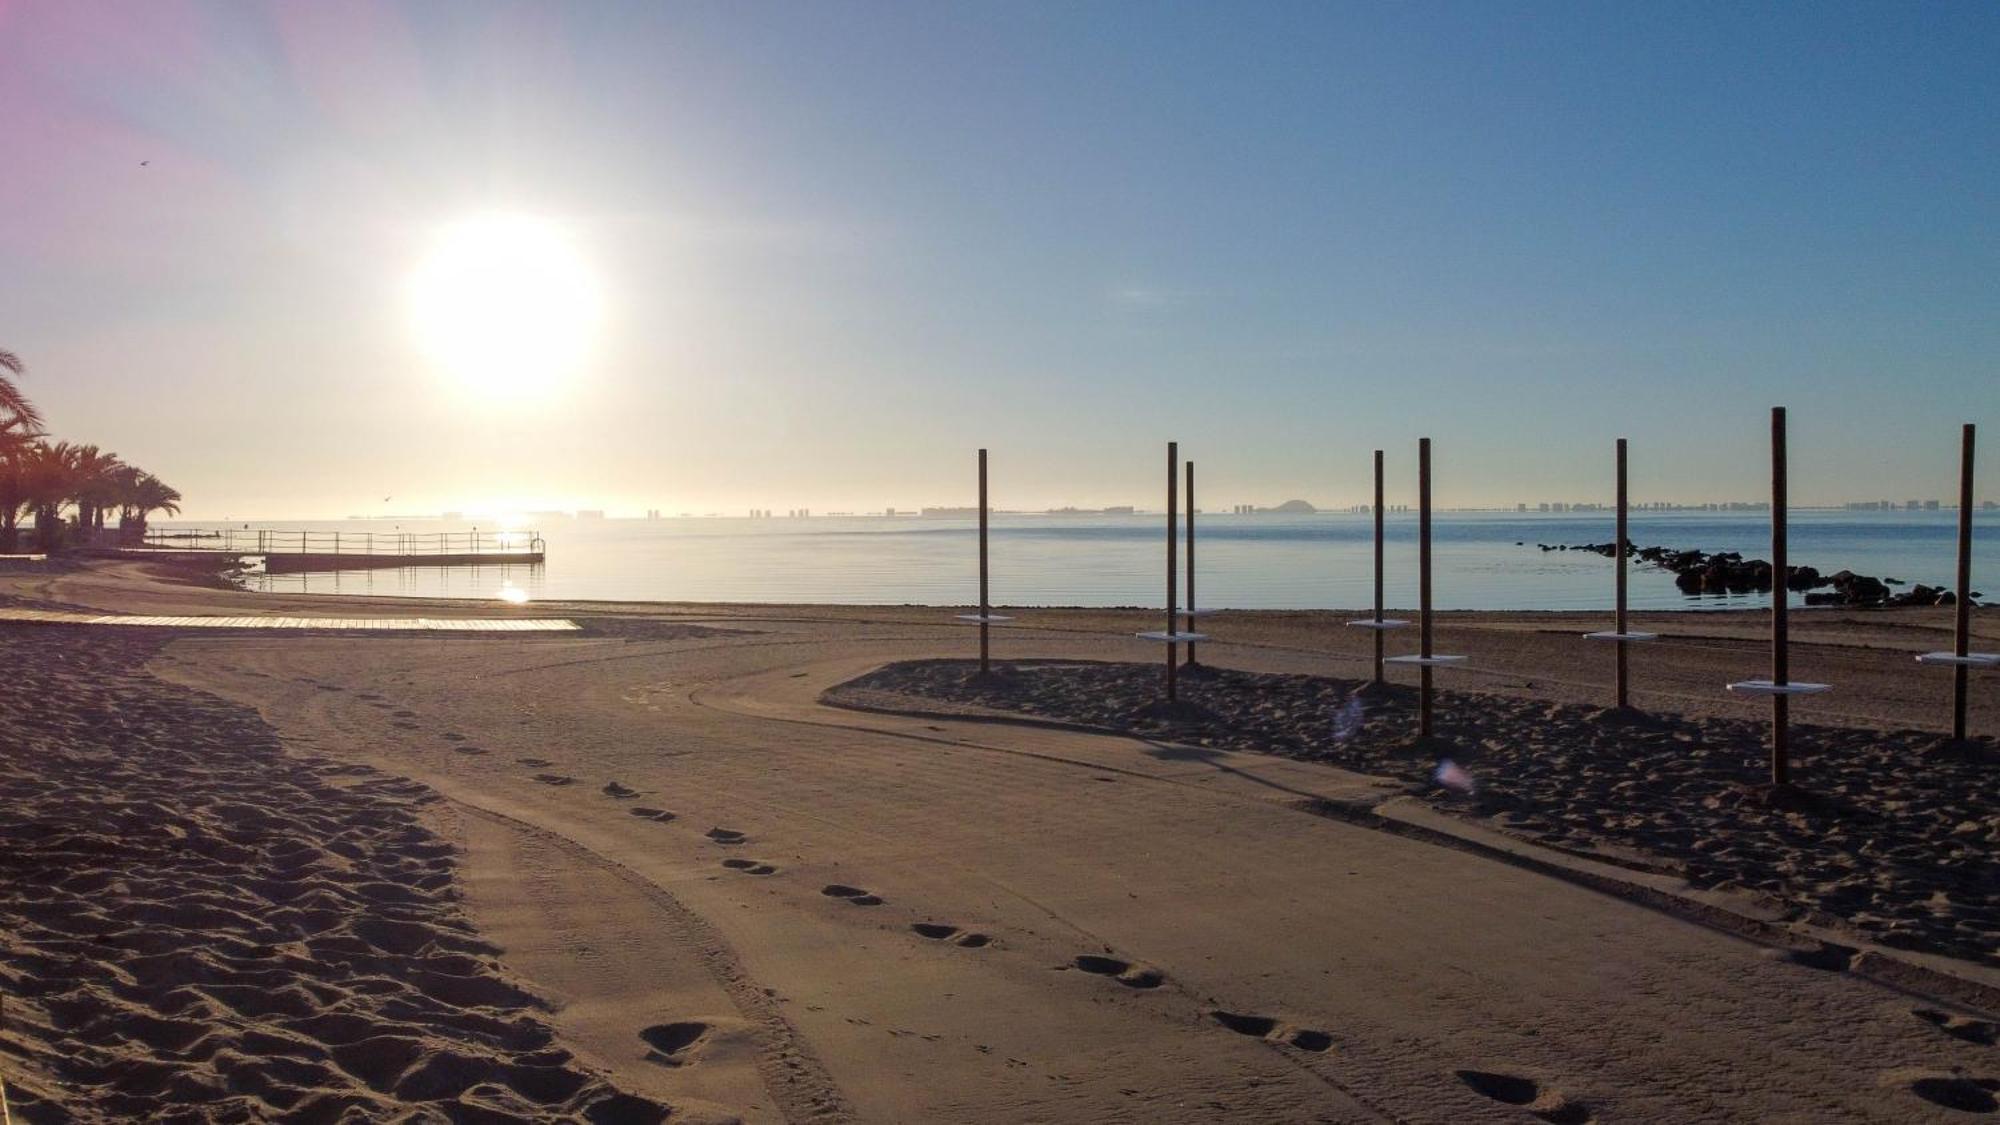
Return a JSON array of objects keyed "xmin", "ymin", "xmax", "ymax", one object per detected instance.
[{"xmin": 35, "ymin": 505, "xmax": 61, "ymax": 552}]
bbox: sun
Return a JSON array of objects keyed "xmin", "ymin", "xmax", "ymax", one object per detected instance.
[{"xmin": 407, "ymin": 212, "xmax": 602, "ymax": 393}]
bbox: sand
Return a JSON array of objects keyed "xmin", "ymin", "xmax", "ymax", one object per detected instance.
[
  {"xmin": 0, "ymin": 629, "xmax": 670, "ymax": 1123},
  {"xmin": 832, "ymin": 658, "xmax": 1998, "ymax": 965},
  {"xmin": 0, "ymin": 557, "xmax": 1996, "ymax": 1121}
]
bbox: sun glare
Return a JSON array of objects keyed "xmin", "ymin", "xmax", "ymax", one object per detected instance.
[{"xmin": 407, "ymin": 213, "xmax": 602, "ymax": 393}]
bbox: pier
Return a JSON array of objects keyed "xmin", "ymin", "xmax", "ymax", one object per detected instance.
[{"xmin": 134, "ymin": 529, "xmax": 545, "ymax": 573}]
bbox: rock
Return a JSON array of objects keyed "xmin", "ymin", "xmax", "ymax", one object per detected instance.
[{"xmin": 1565, "ymin": 542, "xmax": 1941, "ymax": 607}]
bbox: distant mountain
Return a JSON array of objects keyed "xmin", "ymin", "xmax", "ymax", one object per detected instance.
[{"xmin": 1270, "ymin": 499, "xmax": 1316, "ymax": 513}]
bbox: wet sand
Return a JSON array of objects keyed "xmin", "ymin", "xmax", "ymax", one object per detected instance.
[{"xmin": 0, "ymin": 558, "xmax": 1996, "ymax": 1122}]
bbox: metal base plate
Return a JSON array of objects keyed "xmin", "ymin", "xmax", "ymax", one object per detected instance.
[
  {"xmin": 1384, "ymin": 654, "xmax": 1467, "ymax": 667},
  {"xmin": 1916, "ymin": 652, "xmax": 1999, "ymax": 668},
  {"xmin": 1584, "ymin": 631, "xmax": 1658, "ymax": 642},
  {"xmin": 1346, "ymin": 618, "xmax": 1411, "ymax": 630},
  {"xmin": 954, "ymin": 614, "xmax": 1015, "ymax": 624},
  {"xmin": 1135, "ymin": 631, "xmax": 1209, "ymax": 643},
  {"xmin": 1726, "ymin": 680, "xmax": 1832, "ymax": 696}
]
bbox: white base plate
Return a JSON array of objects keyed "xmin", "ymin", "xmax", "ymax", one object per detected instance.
[
  {"xmin": 1726, "ymin": 680, "xmax": 1832, "ymax": 696},
  {"xmin": 1135, "ymin": 631, "xmax": 1209, "ymax": 643},
  {"xmin": 1181, "ymin": 608, "xmax": 1221, "ymax": 618},
  {"xmin": 1584, "ymin": 631, "xmax": 1658, "ymax": 642},
  {"xmin": 1916, "ymin": 652, "xmax": 1999, "ymax": 668},
  {"xmin": 1346, "ymin": 618, "xmax": 1411, "ymax": 630},
  {"xmin": 1384, "ymin": 654, "xmax": 1467, "ymax": 667},
  {"xmin": 954, "ymin": 614, "xmax": 1015, "ymax": 624}
]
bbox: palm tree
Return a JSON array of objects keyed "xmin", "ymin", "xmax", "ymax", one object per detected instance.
[
  {"xmin": 66, "ymin": 444, "xmax": 125, "ymax": 540},
  {"xmin": 0, "ymin": 421, "xmax": 35, "ymax": 553},
  {"xmin": 122, "ymin": 471, "xmax": 181, "ymax": 541},
  {"xmin": 0, "ymin": 349, "xmax": 42, "ymax": 432},
  {"xmin": 21, "ymin": 441, "xmax": 83, "ymax": 552}
]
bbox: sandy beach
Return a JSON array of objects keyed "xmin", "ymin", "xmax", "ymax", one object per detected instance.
[{"xmin": 2, "ymin": 557, "xmax": 1997, "ymax": 1122}]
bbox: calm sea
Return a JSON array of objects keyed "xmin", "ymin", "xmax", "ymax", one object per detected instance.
[{"xmin": 173, "ymin": 510, "xmax": 1994, "ymax": 613}]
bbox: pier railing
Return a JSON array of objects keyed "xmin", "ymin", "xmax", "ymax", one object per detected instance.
[{"xmin": 142, "ymin": 529, "xmax": 545, "ymax": 557}]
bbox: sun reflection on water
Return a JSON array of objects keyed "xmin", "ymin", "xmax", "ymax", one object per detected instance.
[{"xmin": 497, "ymin": 581, "xmax": 530, "ymax": 604}]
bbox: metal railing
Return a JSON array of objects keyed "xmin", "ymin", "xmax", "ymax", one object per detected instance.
[{"xmin": 142, "ymin": 529, "xmax": 545, "ymax": 556}]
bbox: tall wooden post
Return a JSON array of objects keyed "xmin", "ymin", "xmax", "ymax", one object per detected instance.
[
  {"xmin": 1185, "ymin": 461, "xmax": 1198, "ymax": 667},
  {"xmin": 1952, "ymin": 423, "xmax": 1976, "ymax": 743},
  {"xmin": 1373, "ymin": 449, "xmax": 1386, "ymax": 685},
  {"xmin": 978, "ymin": 448, "xmax": 990, "ymax": 674},
  {"xmin": 1418, "ymin": 437, "xmax": 1434, "ymax": 738},
  {"xmin": 1770, "ymin": 407, "xmax": 1790, "ymax": 786},
  {"xmin": 1615, "ymin": 437, "xmax": 1630, "ymax": 710},
  {"xmin": 1166, "ymin": 441, "xmax": 1179, "ymax": 702}
]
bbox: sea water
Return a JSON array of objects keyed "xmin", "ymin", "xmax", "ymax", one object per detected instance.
[{"xmin": 184, "ymin": 509, "xmax": 1993, "ymax": 612}]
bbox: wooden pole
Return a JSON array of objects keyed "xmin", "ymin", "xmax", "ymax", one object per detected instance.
[
  {"xmin": 1185, "ymin": 460, "xmax": 1197, "ymax": 667},
  {"xmin": 1373, "ymin": 449, "xmax": 1386, "ymax": 685},
  {"xmin": 1770, "ymin": 406, "xmax": 1790, "ymax": 786},
  {"xmin": 1166, "ymin": 441, "xmax": 1179, "ymax": 703},
  {"xmin": 1615, "ymin": 437, "xmax": 1630, "ymax": 710},
  {"xmin": 979, "ymin": 447, "xmax": 990, "ymax": 674},
  {"xmin": 1419, "ymin": 437, "xmax": 1434, "ymax": 738},
  {"xmin": 1952, "ymin": 423, "xmax": 1975, "ymax": 743}
]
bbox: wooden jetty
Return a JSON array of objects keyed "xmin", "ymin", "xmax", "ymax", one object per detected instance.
[{"xmin": 132, "ymin": 529, "xmax": 545, "ymax": 573}]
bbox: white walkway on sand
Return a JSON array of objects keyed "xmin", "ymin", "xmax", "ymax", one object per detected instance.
[{"xmin": 0, "ymin": 608, "xmax": 578, "ymax": 632}]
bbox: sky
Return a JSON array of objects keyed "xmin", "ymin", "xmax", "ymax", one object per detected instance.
[{"xmin": 1, "ymin": 0, "xmax": 1996, "ymax": 519}]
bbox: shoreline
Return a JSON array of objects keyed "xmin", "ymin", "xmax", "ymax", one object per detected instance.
[
  {"xmin": 11, "ymin": 558, "xmax": 1994, "ymax": 738},
  {"xmin": 118, "ymin": 552, "xmax": 2000, "ymax": 618}
]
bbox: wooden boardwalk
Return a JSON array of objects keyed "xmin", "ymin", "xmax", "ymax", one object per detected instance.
[{"xmin": 0, "ymin": 608, "xmax": 579, "ymax": 632}]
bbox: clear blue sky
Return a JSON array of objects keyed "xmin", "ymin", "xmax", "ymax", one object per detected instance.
[{"xmin": 2, "ymin": 1, "xmax": 1994, "ymax": 517}]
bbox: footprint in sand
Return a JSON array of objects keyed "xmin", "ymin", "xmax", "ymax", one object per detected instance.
[
  {"xmin": 720, "ymin": 858, "xmax": 779, "ymax": 876},
  {"xmin": 532, "ymin": 774, "xmax": 576, "ymax": 787},
  {"xmin": 1914, "ymin": 1007, "xmax": 1999, "ymax": 1047},
  {"xmin": 1767, "ymin": 941, "xmax": 1854, "ymax": 972},
  {"xmin": 1070, "ymin": 954, "xmax": 1162, "ymax": 989},
  {"xmin": 602, "ymin": 782, "xmax": 639, "ymax": 799},
  {"xmin": 451, "ymin": 745, "xmax": 488, "ymax": 756},
  {"xmin": 821, "ymin": 884, "xmax": 884, "ymax": 906},
  {"xmin": 639, "ymin": 1022, "xmax": 710, "ymax": 1067},
  {"xmin": 705, "ymin": 827, "xmax": 748, "ymax": 846},
  {"xmin": 911, "ymin": 922, "xmax": 991, "ymax": 948},
  {"xmin": 392, "ymin": 709, "xmax": 417, "ymax": 718},
  {"xmin": 1909, "ymin": 1076, "xmax": 1998, "ymax": 1114},
  {"xmin": 1455, "ymin": 1070, "xmax": 1593, "ymax": 1124},
  {"xmin": 1207, "ymin": 1010, "xmax": 1332, "ymax": 1052},
  {"xmin": 517, "ymin": 757, "xmax": 555, "ymax": 768},
  {"xmin": 439, "ymin": 732, "xmax": 466, "ymax": 742},
  {"xmin": 629, "ymin": 807, "xmax": 677, "ymax": 823}
]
